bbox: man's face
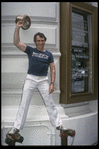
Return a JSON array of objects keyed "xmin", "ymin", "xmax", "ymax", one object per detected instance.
[{"xmin": 35, "ymin": 35, "xmax": 45, "ymax": 51}]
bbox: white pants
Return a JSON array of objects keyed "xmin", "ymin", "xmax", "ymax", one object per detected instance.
[{"xmin": 14, "ymin": 74, "xmax": 62, "ymax": 130}]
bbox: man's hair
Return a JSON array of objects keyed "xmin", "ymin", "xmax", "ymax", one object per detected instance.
[{"xmin": 34, "ymin": 32, "xmax": 47, "ymax": 42}]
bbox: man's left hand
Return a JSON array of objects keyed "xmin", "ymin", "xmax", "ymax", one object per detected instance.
[{"xmin": 49, "ymin": 84, "xmax": 54, "ymax": 94}]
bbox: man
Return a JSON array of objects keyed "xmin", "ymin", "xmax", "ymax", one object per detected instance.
[{"xmin": 6, "ymin": 20, "xmax": 70, "ymax": 143}]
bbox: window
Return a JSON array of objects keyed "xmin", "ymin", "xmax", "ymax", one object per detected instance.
[
  {"xmin": 71, "ymin": 8, "xmax": 92, "ymax": 94},
  {"xmin": 60, "ymin": 2, "xmax": 98, "ymax": 104}
]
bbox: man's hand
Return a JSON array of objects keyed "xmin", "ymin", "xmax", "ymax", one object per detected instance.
[
  {"xmin": 49, "ymin": 83, "xmax": 54, "ymax": 94},
  {"xmin": 16, "ymin": 20, "xmax": 23, "ymax": 28}
]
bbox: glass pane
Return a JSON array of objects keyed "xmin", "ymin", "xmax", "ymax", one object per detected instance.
[{"xmin": 71, "ymin": 8, "xmax": 92, "ymax": 93}]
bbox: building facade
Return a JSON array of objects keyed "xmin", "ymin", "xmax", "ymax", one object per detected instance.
[{"xmin": 1, "ymin": 2, "xmax": 98, "ymax": 145}]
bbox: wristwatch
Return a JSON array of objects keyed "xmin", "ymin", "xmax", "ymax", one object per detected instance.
[{"xmin": 51, "ymin": 82, "xmax": 55, "ymax": 85}]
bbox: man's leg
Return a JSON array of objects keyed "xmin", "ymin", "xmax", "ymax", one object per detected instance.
[
  {"xmin": 10, "ymin": 79, "xmax": 37, "ymax": 132},
  {"xmin": 37, "ymin": 80, "xmax": 76, "ymax": 137},
  {"xmin": 37, "ymin": 80, "xmax": 63, "ymax": 128},
  {"xmin": 5, "ymin": 79, "xmax": 37, "ymax": 145}
]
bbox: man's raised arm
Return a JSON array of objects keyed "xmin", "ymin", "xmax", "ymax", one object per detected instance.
[{"xmin": 14, "ymin": 21, "xmax": 26, "ymax": 52}]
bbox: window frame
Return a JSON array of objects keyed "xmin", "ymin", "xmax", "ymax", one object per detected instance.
[{"xmin": 60, "ymin": 2, "xmax": 98, "ymax": 104}]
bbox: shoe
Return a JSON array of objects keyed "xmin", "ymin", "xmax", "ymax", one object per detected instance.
[
  {"xmin": 56, "ymin": 125, "xmax": 75, "ymax": 137},
  {"xmin": 5, "ymin": 133, "xmax": 24, "ymax": 145},
  {"xmin": 8, "ymin": 128, "xmax": 19, "ymax": 135},
  {"xmin": 56, "ymin": 125, "xmax": 68, "ymax": 132},
  {"xmin": 5, "ymin": 128, "xmax": 24, "ymax": 146}
]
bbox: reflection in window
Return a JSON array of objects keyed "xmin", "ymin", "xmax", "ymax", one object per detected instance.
[{"xmin": 71, "ymin": 8, "xmax": 92, "ymax": 93}]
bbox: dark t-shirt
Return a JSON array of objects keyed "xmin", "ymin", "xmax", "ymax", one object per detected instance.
[{"xmin": 24, "ymin": 46, "xmax": 54, "ymax": 76}]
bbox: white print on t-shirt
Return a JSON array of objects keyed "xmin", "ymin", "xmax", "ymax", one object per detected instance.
[{"xmin": 32, "ymin": 52, "xmax": 49, "ymax": 60}]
